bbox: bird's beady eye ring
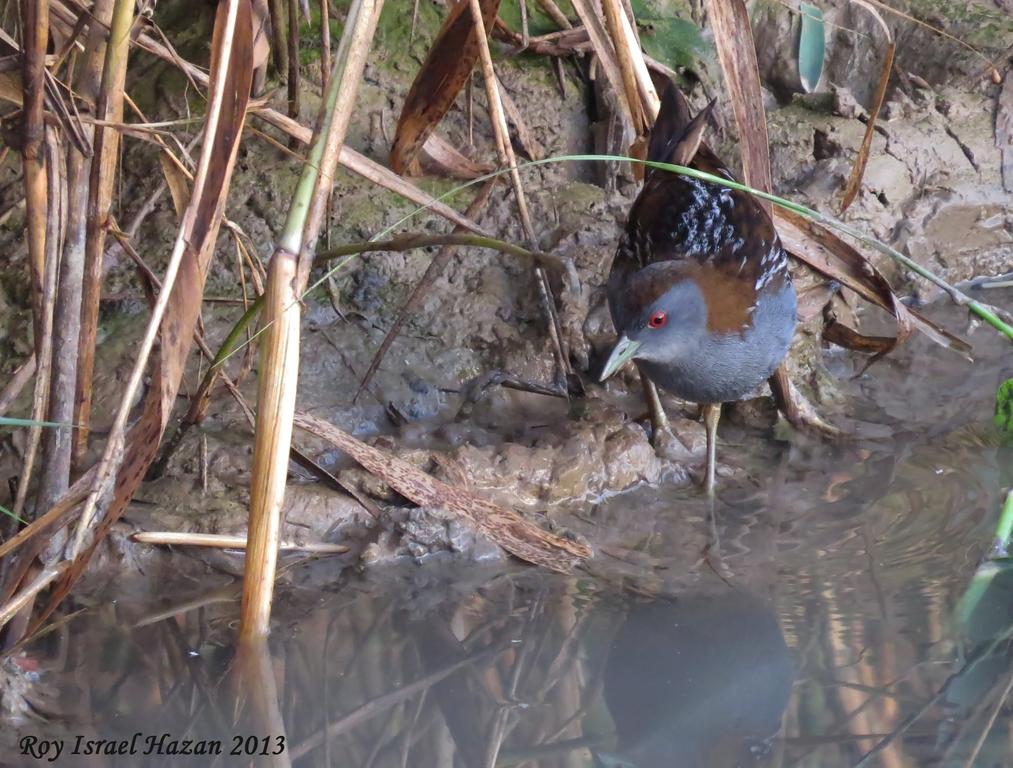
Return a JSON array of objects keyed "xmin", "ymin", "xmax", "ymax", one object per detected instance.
[{"xmin": 648, "ymin": 311, "xmax": 668, "ymax": 329}]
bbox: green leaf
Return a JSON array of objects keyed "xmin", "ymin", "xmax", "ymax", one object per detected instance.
[
  {"xmin": 798, "ymin": 2, "xmax": 825, "ymax": 93},
  {"xmin": 996, "ymin": 378, "xmax": 1013, "ymax": 434}
]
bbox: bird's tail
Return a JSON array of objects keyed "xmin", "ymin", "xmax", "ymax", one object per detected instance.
[{"xmin": 646, "ymin": 82, "xmax": 716, "ymax": 176}]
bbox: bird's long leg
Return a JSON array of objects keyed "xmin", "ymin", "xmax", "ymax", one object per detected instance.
[
  {"xmin": 702, "ymin": 403, "xmax": 721, "ymax": 496},
  {"xmin": 638, "ymin": 369, "xmax": 692, "ymax": 462},
  {"xmin": 640, "ymin": 369, "xmax": 670, "ymax": 436}
]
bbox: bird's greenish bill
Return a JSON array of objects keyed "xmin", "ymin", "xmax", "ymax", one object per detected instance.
[{"xmin": 599, "ymin": 335, "xmax": 641, "ymax": 382}]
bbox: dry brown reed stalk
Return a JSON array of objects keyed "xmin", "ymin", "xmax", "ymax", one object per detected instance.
[
  {"xmin": 73, "ymin": 0, "xmax": 136, "ymax": 469},
  {"xmin": 319, "ymin": 0, "xmax": 331, "ymax": 89},
  {"xmin": 268, "ymin": 0, "xmax": 288, "ymax": 76},
  {"xmin": 19, "ymin": 0, "xmax": 49, "ymax": 347},
  {"xmin": 241, "ymin": 0, "xmax": 383, "ymax": 640},
  {"xmin": 608, "ymin": 0, "xmax": 658, "ymax": 118},
  {"xmin": 600, "ymin": 0, "xmax": 647, "ymax": 132},
  {"xmin": 38, "ymin": 0, "xmax": 114, "ymax": 513},
  {"xmin": 1, "ymin": 0, "xmax": 256, "ymax": 640},
  {"xmin": 569, "ymin": 0, "xmax": 635, "ymax": 129},
  {"xmin": 535, "ymin": 0, "xmax": 572, "ymax": 29},
  {"xmin": 702, "ymin": 0, "xmax": 772, "ymax": 215},
  {"xmin": 287, "ymin": 0, "xmax": 299, "ymax": 123}
]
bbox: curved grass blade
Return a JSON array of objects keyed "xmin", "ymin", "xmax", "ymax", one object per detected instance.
[
  {"xmin": 0, "ymin": 504, "xmax": 27, "ymax": 525},
  {"xmin": 0, "ymin": 417, "xmax": 74, "ymax": 429},
  {"xmin": 209, "ymin": 152, "xmax": 1002, "ymax": 382}
]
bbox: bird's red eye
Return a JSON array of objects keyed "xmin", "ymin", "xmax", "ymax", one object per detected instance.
[{"xmin": 648, "ymin": 311, "xmax": 667, "ymax": 329}]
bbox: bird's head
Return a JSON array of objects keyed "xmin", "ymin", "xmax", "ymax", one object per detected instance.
[{"xmin": 600, "ymin": 275, "xmax": 708, "ymax": 381}]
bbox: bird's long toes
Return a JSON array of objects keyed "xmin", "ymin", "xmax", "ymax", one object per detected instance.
[{"xmin": 649, "ymin": 423, "xmax": 695, "ymax": 463}]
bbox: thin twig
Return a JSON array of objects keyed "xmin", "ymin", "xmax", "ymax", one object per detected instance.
[
  {"xmin": 0, "ymin": 355, "xmax": 37, "ymax": 420},
  {"xmin": 467, "ymin": 0, "xmax": 571, "ymax": 379},
  {"xmin": 354, "ymin": 180, "xmax": 498, "ymax": 400}
]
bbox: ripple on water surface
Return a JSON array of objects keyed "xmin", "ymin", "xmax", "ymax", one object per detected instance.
[{"xmin": 8, "ymin": 292, "xmax": 1013, "ymax": 767}]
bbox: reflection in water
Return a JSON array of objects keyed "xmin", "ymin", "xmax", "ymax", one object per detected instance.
[
  {"xmin": 14, "ymin": 571, "xmax": 796, "ymax": 768},
  {"xmin": 8, "ymin": 292, "xmax": 1013, "ymax": 767},
  {"xmin": 600, "ymin": 595, "xmax": 792, "ymax": 768}
]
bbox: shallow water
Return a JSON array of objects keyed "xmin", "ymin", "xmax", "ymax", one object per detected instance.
[{"xmin": 9, "ymin": 292, "xmax": 1013, "ymax": 768}]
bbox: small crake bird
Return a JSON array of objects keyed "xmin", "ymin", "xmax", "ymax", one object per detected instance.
[{"xmin": 600, "ymin": 84, "xmax": 797, "ymax": 494}]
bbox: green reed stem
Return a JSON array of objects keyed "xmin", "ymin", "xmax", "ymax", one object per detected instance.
[{"xmin": 991, "ymin": 490, "xmax": 1013, "ymax": 558}]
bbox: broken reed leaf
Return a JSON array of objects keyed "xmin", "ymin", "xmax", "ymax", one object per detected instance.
[
  {"xmin": 822, "ymin": 320, "xmax": 895, "ymax": 354},
  {"xmin": 158, "ymin": 149, "xmax": 192, "ymax": 221},
  {"xmin": 421, "ymin": 133, "xmax": 494, "ymax": 179},
  {"xmin": 293, "ymin": 411, "xmax": 591, "ymax": 573},
  {"xmin": 780, "ymin": 212, "xmax": 969, "ymax": 359},
  {"xmin": 798, "ymin": 2, "xmax": 825, "ymax": 93},
  {"xmin": 838, "ymin": 41, "xmax": 894, "ymax": 213},
  {"xmin": 389, "ymin": 0, "xmax": 502, "ymax": 175},
  {"xmin": 774, "ymin": 206, "xmax": 912, "ymax": 358},
  {"xmin": 996, "ymin": 378, "xmax": 1013, "ymax": 435},
  {"xmin": 28, "ymin": 0, "xmax": 255, "ymax": 635},
  {"xmin": 839, "ymin": 0, "xmax": 894, "ymax": 214}
]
